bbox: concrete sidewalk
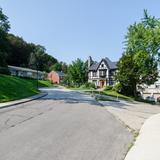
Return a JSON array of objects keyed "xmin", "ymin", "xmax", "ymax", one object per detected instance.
[
  {"xmin": 125, "ymin": 113, "xmax": 160, "ymax": 160},
  {"xmin": 0, "ymin": 92, "xmax": 47, "ymax": 109}
]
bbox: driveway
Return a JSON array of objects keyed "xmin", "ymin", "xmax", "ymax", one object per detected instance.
[
  {"xmin": 100, "ymin": 99, "xmax": 160, "ymax": 131},
  {"xmin": 0, "ymin": 88, "xmax": 133, "ymax": 160}
]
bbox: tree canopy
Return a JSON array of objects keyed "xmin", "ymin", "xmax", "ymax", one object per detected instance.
[
  {"xmin": 0, "ymin": 8, "xmax": 10, "ymax": 68},
  {"xmin": 0, "ymin": 7, "xmax": 58, "ymax": 73},
  {"xmin": 64, "ymin": 58, "xmax": 88, "ymax": 86},
  {"xmin": 49, "ymin": 62, "xmax": 68, "ymax": 73},
  {"xmin": 116, "ymin": 10, "xmax": 160, "ymax": 96}
]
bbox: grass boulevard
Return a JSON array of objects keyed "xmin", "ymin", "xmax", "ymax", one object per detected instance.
[{"xmin": 0, "ymin": 74, "xmax": 54, "ymax": 103}]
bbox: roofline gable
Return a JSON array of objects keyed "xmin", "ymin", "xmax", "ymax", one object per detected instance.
[{"xmin": 96, "ymin": 58, "xmax": 110, "ymax": 70}]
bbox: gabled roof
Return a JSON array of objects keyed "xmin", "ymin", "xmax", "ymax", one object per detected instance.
[
  {"xmin": 88, "ymin": 57, "xmax": 117, "ymax": 71},
  {"xmin": 104, "ymin": 57, "xmax": 117, "ymax": 69},
  {"xmin": 56, "ymin": 71, "xmax": 65, "ymax": 76},
  {"xmin": 88, "ymin": 63, "xmax": 100, "ymax": 71}
]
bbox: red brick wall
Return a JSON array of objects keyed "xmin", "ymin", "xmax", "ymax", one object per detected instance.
[{"xmin": 48, "ymin": 71, "xmax": 60, "ymax": 84}]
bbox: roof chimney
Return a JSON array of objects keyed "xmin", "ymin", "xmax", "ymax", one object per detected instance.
[{"xmin": 88, "ymin": 56, "xmax": 93, "ymax": 68}]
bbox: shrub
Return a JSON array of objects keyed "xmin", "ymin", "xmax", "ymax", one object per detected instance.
[
  {"xmin": 113, "ymin": 83, "xmax": 122, "ymax": 93},
  {"xmin": 104, "ymin": 86, "xmax": 113, "ymax": 91},
  {"xmin": 81, "ymin": 82, "xmax": 96, "ymax": 89},
  {"xmin": 79, "ymin": 84, "xmax": 86, "ymax": 89},
  {"xmin": 0, "ymin": 67, "xmax": 10, "ymax": 75},
  {"xmin": 89, "ymin": 83, "xmax": 96, "ymax": 89},
  {"xmin": 157, "ymin": 97, "xmax": 160, "ymax": 103},
  {"xmin": 84, "ymin": 82, "xmax": 90, "ymax": 88}
]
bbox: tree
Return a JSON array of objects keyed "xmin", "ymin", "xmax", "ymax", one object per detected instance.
[
  {"xmin": 66, "ymin": 58, "xmax": 88, "ymax": 86},
  {"xmin": 50, "ymin": 63, "xmax": 62, "ymax": 71},
  {"xmin": 61, "ymin": 62, "xmax": 68, "ymax": 73},
  {"xmin": 116, "ymin": 10, "xmax": 160, "ymax": 96},
  {"xmin": 50, "ymin": 61, "xmax": 68, "ymax": 73},
  {"xmin": 7, "ymin": 34, "xmax": 32, "ymax": 67},
  {"xmin": 29, "ymin": 44, "xmax": 57, "ymax": 72},
  {"xmin": 0, "ymin": 7, "xmax": 58, "ymax": 74},
  {"xmin": 0, "ymin": 8, "xmax": 10, "ymax": 68}
]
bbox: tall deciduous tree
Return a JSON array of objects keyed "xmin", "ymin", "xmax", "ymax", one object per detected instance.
[
  {"xmin": 29, "ymin": 44, "xmax": 57, "ymax": 72},
  {"xmin": 50, "ymin": 62, "xmax": 68, "ymax": 73},
  {"xmin": 0, "ymin": 8, "xmax": 10, "ymax": 68},
  {"xmin": 66, "ymin": 58, "xmax": 87, "ymax": 86},
  {"xmin": 116, "ymin": 10, "xmax": 160, "ymax": 96},
  {"xmin": 7, "ymin": 34, "xmax": 32, "ymax": 67}
]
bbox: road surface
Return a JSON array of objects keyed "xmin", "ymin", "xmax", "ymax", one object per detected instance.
[{"xmin": 0, "ymin": 88, "xmax": 133, "ymax": 160}]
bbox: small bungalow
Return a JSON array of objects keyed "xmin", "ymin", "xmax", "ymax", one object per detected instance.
[
  {"xmin": 8, "ymin": 65, "xmax": 46, "ymax": 80},
  {"xmin": 48, "ymin": 71, "xmax": 65, "ymax": 84}
]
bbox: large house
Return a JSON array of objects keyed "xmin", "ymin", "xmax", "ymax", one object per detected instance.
[
  {"xmin": 48, "ymin": 71, "xmax": 65, "ymax": 84},
  {"xmin": 8, "ymin": 65, "xmax": 46, "ymax": 80},
  {"xmin": 88, "ymin": 56, "xmax": 117, "ymax": 88}
]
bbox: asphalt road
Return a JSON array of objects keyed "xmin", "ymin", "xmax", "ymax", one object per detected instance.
[{"xmin": 0, "ymin": 88, "xmax": 133, "ymax": 160}]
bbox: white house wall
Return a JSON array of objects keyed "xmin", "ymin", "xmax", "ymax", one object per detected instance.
[
  {"xmin": 88, "ymin": 59, "xmax": 117, "ymax": 87},
  {"xmin": 98, "ymin": 61, "xmax": 108, "ymax": 70}
]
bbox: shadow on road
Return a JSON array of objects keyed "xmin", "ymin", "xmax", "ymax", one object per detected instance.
[{"xmin": 40, "ymin": 88, "xmax": 103, "ymax": 107}]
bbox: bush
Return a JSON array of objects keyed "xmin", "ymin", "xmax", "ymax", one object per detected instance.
[
  {"xmin": 157, "ymin": 97, "xmax": 160, "ymax": 103},
  {"xmin": 80, "ymin": 82, "xmax": 96, "ymax": 89},
  {"xmin": 0, "ymin": 67, "xmax": 10, "ymax": 75},
  {"xmin": 84, "ymin": 82, "xmax": 90, "ymax": 88},
  {"xmin": 113, "ymin": 83, "xmax": 122, "ymax": 93},
  {"xmin": 89, "ymin": 83, "xmax": 96, "ymax": 89},
  {"xmin": 104, "ymin": 86, "xmax": 113, "ymax": 91},
  {"xmin": 79, "ymin": 84, "xmax": 86, "ymax": 89}
]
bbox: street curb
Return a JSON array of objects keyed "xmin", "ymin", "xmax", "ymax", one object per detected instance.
[
  {"xmin": 0, "ymin": 92, "xmax": 48, "ymax": 109},
  {"xmin": 124, "ymin": 113, "xmax": 160, "ymax": 160}
]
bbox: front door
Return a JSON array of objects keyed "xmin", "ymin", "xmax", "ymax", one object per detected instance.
[{"xmin": 100, "ymin": 80, "xmax": 105, "ymax": 88}]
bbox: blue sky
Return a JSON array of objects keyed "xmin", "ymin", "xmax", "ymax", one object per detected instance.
[{"xmin": 1, "ymin": 0, "xmax": 160, "ymax": 63}]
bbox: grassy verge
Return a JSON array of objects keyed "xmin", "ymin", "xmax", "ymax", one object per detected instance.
[
  {"xmin": 68, "ymin": 87, "xmax": 95, "ymax": 91},
  {"xmin": 27, "ymin": 79, "xmax": 54, "ymax": 88},
  {"xmin": 95, "ymin": 96, "xmax": 119, "ymax": 102},
  {"xmin": 86, "ymin": 90, "xmax": 133, "ymax": 101},
  {"xmin": 103, "ymin": 90, "xmax": 133, "ymax": 101},
  {"xmin": 0, "ymin": 74, "xmax": 53, "ymax": 103}
]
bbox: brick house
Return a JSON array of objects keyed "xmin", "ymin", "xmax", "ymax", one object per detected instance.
[{"xmin": 48, "ymin": 71, "xmax": 65, "ymax": 84}]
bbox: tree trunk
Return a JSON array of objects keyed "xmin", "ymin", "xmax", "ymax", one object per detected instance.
[{"xmin": 132, "ymin": 82, "xmax": 137, "ymax": 97}]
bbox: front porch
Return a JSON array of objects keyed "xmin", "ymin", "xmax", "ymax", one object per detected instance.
[{"xmin": 89, "ymin": 78, "xmax": 110, "ymax": 88}]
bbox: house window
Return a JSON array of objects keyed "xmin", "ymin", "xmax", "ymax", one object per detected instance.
[
  {"xmin": 99, "ymin": 70, "xmax": 106, "ymax": 76},
  {"xmin": 156, "ymin": 85, "xmax": 160, "ymax": 89},
  {"xmin": 93, "ymin": 71, "xmax": 97, "ymax": 77},
  {"xmin": 101, "ymin": 64, "xmax": 104, "ymax": 68}
]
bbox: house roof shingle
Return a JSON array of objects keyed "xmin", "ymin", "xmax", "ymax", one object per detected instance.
[
  {"xmin": 104, "ymin": 57, "xmax": 117, "ymax": 69},
  {"xmin": 88, "ymin": 57, "xmax": 117, "ymax": 71},
  {"xmin": 56, "ymin": 71, "xmax": 65, "ymax": 77},
  {"xmin": 88, "ymin": 63, "xmax": 100, "ymax": 71}
]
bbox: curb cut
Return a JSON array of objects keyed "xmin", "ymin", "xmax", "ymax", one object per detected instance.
[{"xmin": 0, "ymin": 92, "xmax": 48, "ymax": 109}]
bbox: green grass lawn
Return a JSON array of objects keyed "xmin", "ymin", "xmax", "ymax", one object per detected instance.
[
  {"xmin": 0, "ymin": 74, "xmax": 53, "ymax": 103},
  {"xmin": 86, "ymin": 90, "xmax": 133, "ymax": 101},
  {"xmin": 103, "ymin": 90, "xmax": 133, "ymax": 101},
  {"xmin": 68, "ymin": 87, "xmax": 95, "ymax": 91}
]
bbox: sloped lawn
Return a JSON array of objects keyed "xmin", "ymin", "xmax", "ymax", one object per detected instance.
[{"xmin": 0, "ymin": 74, "xmax": 53, "ymax": 102}]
